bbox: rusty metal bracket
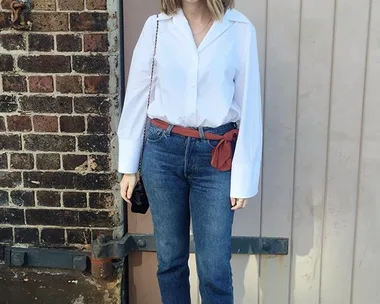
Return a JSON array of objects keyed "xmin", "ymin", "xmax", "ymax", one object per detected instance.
[
  {"xmin": 4, "ymin": 247, "xmax": 90, "ymax": 271},
  {"xmin": 2, "ymin": 234, "xmax": 288, "ymax": 280},
  {"xmin": 10, "ymin": 0, "xmax": 32, "ymax": 30},
  {"xmin": 91, "ymin": 233, "xmax": 289, "ymax": 259},
  {"xmin": 90, "ymin": 234, "xmax": 288, "ymax": 279}
]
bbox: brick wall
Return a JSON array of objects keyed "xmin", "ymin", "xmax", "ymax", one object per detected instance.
[{"xmin": 0, "ymin": 0, "xmax": 121, "ymax": 252}]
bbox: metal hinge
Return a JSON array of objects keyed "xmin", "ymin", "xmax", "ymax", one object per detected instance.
[
  {"xmin": 91, "ymin": 233, "xmax": 289, "ymax": 259},
  {"xmin": 4, "ymin": 234, "xmax": 288, "ymax": 279},
  {"xmin": 4, "ymin": 247, "xmax": 89, "ymax": 271}
]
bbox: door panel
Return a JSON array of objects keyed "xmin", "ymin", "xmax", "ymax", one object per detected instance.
[
  {"xmin": 123, "ymin": 2, "xmax": 161, "ymax": 304},
  {"xmin": 122, "ymin": 1, "xmax": 380, "ymax": 303},
  {"xmin": 319, "ymin": 0, "xmax": 370, "ymax": 303},
  {"xmin": 259, "ymin": 1, "xmax": 300, "ymax": 303},
  {"xmin": 352, "ymin": 1, "xmax": 380, "ymax": 302},
  {"xmin": 289, "ymin": 0, "xmax": 334, "ymax": 303},
  {"xmin": 231, "ymin": 1, "xmax": 267, "ymax": 303}
]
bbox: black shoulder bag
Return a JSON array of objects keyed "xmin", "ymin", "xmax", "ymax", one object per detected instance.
[{"xmin": 130, "ymin": 15, "xmax": 159, "ymax": 214}]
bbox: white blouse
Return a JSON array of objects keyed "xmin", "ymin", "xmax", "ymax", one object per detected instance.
[{"xmin": 117, "ymin": 8, "xmax": 262, "ymax": 198}]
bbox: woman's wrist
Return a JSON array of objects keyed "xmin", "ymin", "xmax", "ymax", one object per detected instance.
[{"xmin": 122, "ymin": 173, "xmax": 138, "ymax": 177}]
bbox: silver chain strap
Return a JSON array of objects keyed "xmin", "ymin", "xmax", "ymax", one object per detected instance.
[{"xmin": 138, "ymin": 15, "xmax": 160, "ymax": 173}]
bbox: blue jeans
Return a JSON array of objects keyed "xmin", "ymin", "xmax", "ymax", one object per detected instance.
[{"xmin": 141, "ymin": 122, "xmax": 235, "ymax": 304}]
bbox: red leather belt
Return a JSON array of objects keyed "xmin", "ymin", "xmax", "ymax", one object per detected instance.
[{"xmin": 151, "ymin": 118, "xmax": 238, "ymax": 171}]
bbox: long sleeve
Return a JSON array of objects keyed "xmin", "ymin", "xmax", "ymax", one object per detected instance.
[
  {"xmin": 117, "ymin": 16, "xmax": 156, "ymax": 174},
  {"xmin": 230, "ymin": 25, "xmax": 263, "ymax": 198}
]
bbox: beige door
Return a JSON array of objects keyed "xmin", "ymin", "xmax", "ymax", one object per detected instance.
[
  {"xmin": 123, "ymin": 0, "xmax": 380, "ymax": 303},
  {"xmin": 123, "ymin": 3, "xmax": 161, "ymax": 304}
]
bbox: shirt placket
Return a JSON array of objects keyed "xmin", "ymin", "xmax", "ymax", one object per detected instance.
[{"xmin": 186, "ymin": 52, "xmax": 199, "ymax": 126}]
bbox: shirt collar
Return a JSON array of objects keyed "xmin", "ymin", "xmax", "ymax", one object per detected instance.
[
  {"xmin": 157, "ymin": 12, "xmax": 172, "ymax": 21},
  {"xmin": 157, "ymin": 8, "xmax": 249, "ymax": 24}
]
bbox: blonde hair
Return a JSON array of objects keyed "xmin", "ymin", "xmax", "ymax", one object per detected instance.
[{"xmin": 161, "ymin": 0, "xmax": 234, "ymax": 20}]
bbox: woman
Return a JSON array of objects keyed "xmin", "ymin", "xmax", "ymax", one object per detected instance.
[{"xmin": 118, "ymin": 0, "xmax": 262, "ymax": 302}]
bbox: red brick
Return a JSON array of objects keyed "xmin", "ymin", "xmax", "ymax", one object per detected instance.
[
  {"xmin": 79, "ymin": 211, "xmax": 116, "ymax": 228},
  {"xmin": 33, "ymin": 115, "xmax": 59, "ymax": 132},
  {"xmin": 15, "ymin": 228, "xmax": 39, "ymax": 244},
  {"xmin": 27, "ymin": 209, "xmax": 80, "ymax": 226},
  {"xmin": 70, "ymin": 13, "xmax": 108, "ymax": 31},
  {"xmin": 0, "ymin": 172, "xmax": 22, "ymax": 188},
  {"xmin": 29, "ymin": 76, "xmax": 54, "ymax": 93},
  {"xmin": 10, "ymin": 153, "xmax": 34, "ymax": 170},
  {"xmin": 0, "ymin": 95, "xmax": 17, "ymax": 112},
  {"xmin": 62, "ymin": 154, "xmax": 87, "ymax": 170},
  {"xmin": 19, "ymin": 56, "xmax": 71, "ymax": 73},
  {"xmin": 20, "ymin": 96, "xmax": 72, "ymax": 113},
  {"xmin": 0, "ymin": 153, "xmax": 7, "ymax": 170},
  {"xmin": 37, "ymin": 191, "xmax": 61, "ymax": 207},
  {"xmin": 60, "ymin": 116, "xmax": 85, "ymax": 133},
  {"xmin": 73, "ymin": 55, "xmax": 109, "ymax": 74},
  {"xmin": 0, "ymin": 134, "xmax": 21, "ymax": 150},
  {"xmin": 29, "ymin": 34, "xmax": 54, "ymax": 52},
  {"xmin": 56, "ymin": 76, "xmax": 82, "ymax": 94},
  {"xmin": 7, "ymin": 115, "xmax": 32, "ymax": 132},
  {"xmin": 0, "ymin": 190, "xmax": 9, "ymax": 206},
  {"xmin": 0, "ymin": 117, "xmax": 5, "ymax": 132},
  {"xmin": 0, "ymin": 228, "xmax": 12, "ymax": 242},
  {"xmin": 88, "ymin": 155, "xmax": 109, "ymax": 172},
  {"xmin": 84, "ymin": 34, "xmax": 108, "ymax": 52},
  {"xmin": 2, "ymin": 75, "xmax": 27, "ymax": 92},
  {"xmin": 74, "ymin": 96, "xmax": 110, "ymax": 115},
  {"xmin": 78, "ymin": 135, "xmax": 109, "ymax": 153},
  {"xmin": 67, "ymin": 229, "xmax": 91, "ymax": 244},
  {"xmin": 11, "ymin": 190, "xmax": 35, "ymax": 207},
  {"xmin": 24, "ymin": 135, "xmax": 75, "ymax": 152},
  {"xmin": 58, "ymin": 0, "xmax": 84, "ymax": 10},
  {"xmin": 23, "ymin": 171, "xmax": 116, "ymax": 190},
  {"xmin": 32, "ymin": 0, "xmax": 56, "ymax": 10},
  {"xmin": 0, "ymin": 208, "xmax": 24, "ymax": 225},
  {"xmin": 86, "ymin": 0, "xmax": 106, "ymax": 10},
  {"xmin": 89, "ymin": 155, "xmax": 110, "ymax": 172},
  {"xmin": 63, "ymin": 192, "xmax": 87, "ymax": 208},
  {"xmin": 0, "ymin": 55, "xmax": 13, "ymax": 72},
  {"xmin": 36, "ymin": 153, "xmax": 61, "ymax": 170},
  {"xmin": 56, "ymin": 34, "xmax": 82, "ymax": 52},
  {"xmin": 87, "ymin": 116, "xmax": 109, "ymax": 134},
  {"xmin": 41, "ymin": 228, "xmax": 65, "ymax": 245},
  {"xmin": 0, "ymin": 34, "xmax": 25, "ymax": 50},
  {"xmin": 84, "ymin": 76, "xmax": 109, "ymax": 94},
  {"xmin": 0, "ymin": 12, "xmax": 11, "ymax": 29},
  {"xmin": 89, "ymin": 192, "xmax": 114, "ymax": 209},
  {"xmin": 1, "ymin": 0, "xmax": 12, "ymax": 9},
  {"xmin": 30, "ymin": 12, "xmax": 69, "ymax": 31}
]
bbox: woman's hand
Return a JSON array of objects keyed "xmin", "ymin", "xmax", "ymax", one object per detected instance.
[
  {"xmin": 230, "ymin": 198, "xmax": 249, "ymax": 210},
  {"xmin": 120, "ymin": 173, "xmax": 139, "ymax": 203}
]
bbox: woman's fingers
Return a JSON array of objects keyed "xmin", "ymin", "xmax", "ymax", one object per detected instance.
[
  {"xmin": 120, "ymin": 181, "xmax": 129, "ymax": 203},
  {"xmin": 120, "ymin": 174, "xmax": 138, "ymax": 204},
  {"xmin": 231, "ymin": 198, "xmax": 247, "ymax": 210},
  {"xmin": 120, "ymin": 180, "xmax": 132, "ymax": 203},
  {"xmin": 230, "ymin": 197, "xmax": 237, "ymax": 207},
  {"xmin": 126, "ymin": 181, "xmax": 134, "ymax": 202}
]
